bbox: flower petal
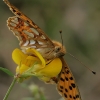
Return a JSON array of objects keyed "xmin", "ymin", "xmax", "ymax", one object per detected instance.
[
  {"xmin": 26, "ymin": 48, "xmax": 45, "ymax": 67},
  {"xmin": 12, "ymin": 48, "xmax": 27, "ymax": 65},
  {"xmin": 12, "ymin": 48, "xmax": 62, "ymax": 82},
  {"xmin": 16, "ymin": 64, "xmax": 29, "ymax": 74},
  {"xmin": 35, "ymin": 58, "xmax": 62, "ymax": 81}
]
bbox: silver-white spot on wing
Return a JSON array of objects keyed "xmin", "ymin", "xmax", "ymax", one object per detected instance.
[
  {"xmin": 41, "ymin": 35, "xmax": 46, "ymax": 39},
  {"xmin": 14, "ymin": 31, "xmax": 19, "ymax": 35},
  {"xmin": 10, "ymin": 22, "xmax": 16, "ymax": 27},
  {"xmin": 38, "ymin": 41, "xmax": 44, "ymax": 45},
  {"xmin": 14, "ymin": 31, "xmax": 22, "ymax": 40},
  {"xmin": 30, "ymin": 39, "xmax": 36, "ymax": 45},
  {"xmin": 23, "ymin": 40, "xmax": 29, "ymax": 46},
  {"xmin": 36, "ymin": 48, "xmax": 41, "ymax": 52},
  {"xmin": 11, "ymin": 18, "xmax": 19, "ymax": 24},
  {"xmin": 23, "ymin": 30, "xmax": 34, "ymax": 37},
  {"xmin": 31, "ymin": 46, "xmax": 36, "ymax": 48},
  {"xmin": 30, "ymin": 28, "xmax": 39, "ymax": 35},
  {"xmin": 14, "ymin": 17, "xmax": 18, "ymax": 21},
  {"xmin": 24, "ymin": 22, "xmax": 29, "ymax": 26}
]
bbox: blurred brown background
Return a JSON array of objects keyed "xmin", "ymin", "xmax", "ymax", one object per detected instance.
[{"xmin": 0, "ymin": 0, "xmax": 100, "ymax": 100}]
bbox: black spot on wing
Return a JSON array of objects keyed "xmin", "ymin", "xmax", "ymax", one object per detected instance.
[
  {"xmin": 66, "ymin": 70, "xmax": 69, "ymax": 74},
  {"xmin": 65, "ymin": 88, "xmax": 68, "ymax": 92},
  {"xmin": 60, "ymin": 86, "xmax": 63, "ymax": 89},
  {"xmin": 60, "ymin": 77, "xmax": 65, "ymax": 82},
  {"xmin": 65, "ymin": 77, "xmax": 68, "ymax": 81},
  {"xmin": 17, "ymin": 12, "xmax": 22, "ymax": 16},
  {"xmin": 73, "ymin": 96, "xmax": 76, "ymax": 99},
  {"xmin": 76, "ymin": 94, "xmax": 80, "ymax": 98},
  {"xmin": 69, "ymin": 95, "xmax": 72, "ymax": 98},
  {"xmin": 64, "ymin": 93, "xmax": 67, "ymax": 98},
  {"xmin": 71, "ymin": 83, "xmax": 76, "ymax": 88},
  {"xmin": 62, "ymin": 71, "xmax": 64, "ymax": 74},
  {"xmin": 69, "ymin": 86, "xmax": 72, "ymax": 90},
  {"xmin": 69, "ymin": 77, "xmax": 73, "ymax": 80},
  {"xmin": 59, "ymin": 89, "xmax": 63, "ymax": 92},
  {"xmin": 12, "ymin": 8, "xmax": 16, "ymax": 12},
  {"xmin": 26, "ymin": 20, "xmax": 30, "ymax": 23}
]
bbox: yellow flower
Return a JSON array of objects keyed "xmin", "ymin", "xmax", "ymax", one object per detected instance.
[{"xmin": 12, "ymin": 48, "xmax": 62, "ymax": 82}]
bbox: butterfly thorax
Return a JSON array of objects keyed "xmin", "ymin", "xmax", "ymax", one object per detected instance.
[
  {"xmin": 39, "ymin": 40, "xmax": 66, "ymax": 60},
  {"xmin": 21, "ymin": 40, "xmax": 66, "ymax": 61}
]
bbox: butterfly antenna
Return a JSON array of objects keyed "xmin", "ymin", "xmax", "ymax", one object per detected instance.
[
  {"xmin": 59, "ymin": 30, "xmax": 63, "ymax": 48},
  {"xmin": 67, "ymin": 52, "xmax": 96, "ymax": 75}
]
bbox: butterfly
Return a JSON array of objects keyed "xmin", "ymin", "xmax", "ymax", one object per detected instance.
[{"xmin": 3, "ymin": 0, "xmax": 82, "ymax": 100}]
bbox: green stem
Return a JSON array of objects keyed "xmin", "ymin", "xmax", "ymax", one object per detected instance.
[{"xmin": 3, "ymin": 78, "xmax": 17, "ymax": 100}]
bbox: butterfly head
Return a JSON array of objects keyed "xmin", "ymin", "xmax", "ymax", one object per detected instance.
[{"xmin": 53, "ymin": 41, "xmax": 66, "ymax": 58}]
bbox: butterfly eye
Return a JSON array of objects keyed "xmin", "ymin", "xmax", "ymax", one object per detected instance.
[{"xmin": 55, "ymin": 46, "xmax": 61, "ymax": 52}]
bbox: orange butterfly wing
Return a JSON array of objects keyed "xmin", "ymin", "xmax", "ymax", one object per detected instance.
[
  {"xmin": 4, "ymin": 0, "xmax": 55, "ymax": 58},
  {"xmin": 57, "ymin": 57, "xmax": 82, "ymax": 100},
  {"xmin": 4, "ymin": 0, "xmax": 54, "ymax": 48},
  {"xmin": 7, "ymin": 16, "xmax": 54, "ymax": 49}
]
